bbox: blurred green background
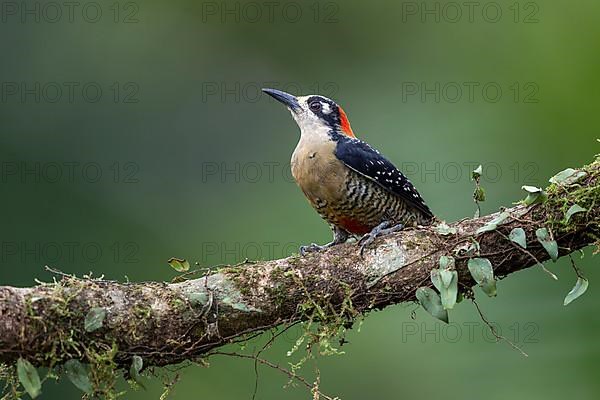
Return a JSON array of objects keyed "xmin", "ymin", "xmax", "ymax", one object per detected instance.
[{"xmin": 1, "ymin": 0, "xmax": 600, "ymax": 398}]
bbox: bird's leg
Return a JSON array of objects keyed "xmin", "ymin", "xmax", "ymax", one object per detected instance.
[
  {"xmin": 358, "ymin": 221, "xmax": 405, "ymax": 256},
  {"xmin": 300, "ymin": 226, "xmax": 349, "ymax": 256}
]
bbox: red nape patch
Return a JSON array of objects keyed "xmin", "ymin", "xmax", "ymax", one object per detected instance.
[
  {"xmin": 338, "ymin": 217, "xmax": 371, "ymax": 235},
  {"xmin": 338, "ymin": 106, "xmax": 355, "ymax": 138}
]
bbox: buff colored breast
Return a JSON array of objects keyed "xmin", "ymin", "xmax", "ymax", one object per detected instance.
[{"xmin": 291, "ymin": 135, "xmax": 429, "ymax": 235}]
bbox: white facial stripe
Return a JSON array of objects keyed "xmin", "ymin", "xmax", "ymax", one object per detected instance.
[{"xmin": 288, "ymin": 95, "xmax": 336, "ymax": 140}]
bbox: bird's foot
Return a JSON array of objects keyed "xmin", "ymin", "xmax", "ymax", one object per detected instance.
[
  {"xmin": 300, "ymin": 226, "xmax": 350, "ymax": 256},
  {"xmin": 358, "ymin": 221, "xmax": 404, "ymax": 256},
  {"xmin": 300, "ymin": 242, "xmax": 333, "ymax": 256}
]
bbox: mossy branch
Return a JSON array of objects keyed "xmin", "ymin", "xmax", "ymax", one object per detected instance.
[{"xmin": 1, "ymin": 159, "xmax": 599, "ymax": 375}]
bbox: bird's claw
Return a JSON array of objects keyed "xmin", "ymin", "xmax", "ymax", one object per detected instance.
[
  {"xmin": 358, "ymin": 236, "xmax": 375, "ymax": 257},
  {"xmin": 300, "ymin": 243, "xmax": 326, "ymax": 256},
  {"xmin": 358, "ymin": 221, "xmax": 404, "ymax": 256}
]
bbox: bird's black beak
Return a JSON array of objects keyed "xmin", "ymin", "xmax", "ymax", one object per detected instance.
[{"xmin": 262, "ymin": 88, "xmax": 300, "ymax": 113}]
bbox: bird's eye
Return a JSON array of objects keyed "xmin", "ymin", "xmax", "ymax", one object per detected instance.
[{"xmin": 309, "ymin": 101, "xmax": 322, "ymax": 112}]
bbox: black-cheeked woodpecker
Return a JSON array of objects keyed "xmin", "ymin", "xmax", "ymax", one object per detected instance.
[{"xmin": 262, "ymin": 88, "xmax": 434, "ymax": 255}]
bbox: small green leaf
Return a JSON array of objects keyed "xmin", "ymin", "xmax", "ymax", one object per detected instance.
[
  {"xmin": 64, "ymin": 360, "xmax": 93, "ymax": 394},
  {"xmin": 84, "ymin": 307, "xmax": 106, "ymax": 332},
  {"xmin": 167, "ymin": 257, "xmax": 190, "ymax": 272},
  {"xmin": 432, "ymin": 256, "xmax": 458, "ymax": 309},
  {"xmin": 17, "ymin": 358, "xmax": 42, "ymax": 399},
  {"xmin": 130, "ymin": 356, "xmax": 143, "ymax": 377},
  {"xmin": 467, "ymin": 258, "xmax": 497, "ymax": 297},
  {"xmin": 564, "ymin": 277, "xmax": 589, "ymax": 306},
  {"xmin": 440, "ymin": 270, "xmax": 458, "ymax": 310},
  {"xmin": 523, "ymin": 192, "xmax": 547, "ymax": 206},
  {"xmin": 509, "ymin": 227, "xmax": 527, "ymax": 249},
  {"xmin": 476, "ymin": 211, "xmax": 510, "ymax": 234},
  {"xmin": 430, "ymin": 268, "xmax": 442, "ymax": 291},
  {"xmin": 521, "ymin": 185, "xmax": 547, "ymax": 206},
  {"xmin": 565, "ymin": 204, "xmax": 586, "ymax": 222},
  {"xmin": 473, "ymin": 186, "xmax": 486, "ymax": 202},
  {"xmin": 439, "ymin": 269, "xmax": 455, "ymax": 288},
  {"xmin": 472, "ymin": 165, "xmax": 483, "ymax": 180},
  {"xmin": 522, "ymin": 185, "xmax": 542, "ymax": 193},
  {"xmin": 434, "ymin": 222, "xmax": 457, "ymax": 235},
  {"xmin": 438, "ymin": 255, "xmax": 455, "ymax": 271},
  {"xmin": 536, "ymin": 228, "xmax": 558, "ymax": 261},
  {"xmin": 549, "ymin": 168, "xmax": 587, "ymax": 185},
  {"xmin": 480, "ymin": 277, "xmax": 496, "ymax": 297},
  {"xmin": 416, "ymin": 287, "xmax": 448, "ymax": 323},
  {"xmin": 130, "ymin": 356, "xmax": 145, "ymax": 389}
]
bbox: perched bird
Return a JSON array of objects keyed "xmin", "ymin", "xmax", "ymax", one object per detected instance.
[{"xmin": 262, "ymin": 88, "xmax": 434, "ymax": 255}]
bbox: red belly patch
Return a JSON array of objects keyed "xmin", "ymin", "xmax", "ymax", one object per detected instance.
[{"xmin": 338, "ymin": 217, "xmax": 372, "ymax": 235}]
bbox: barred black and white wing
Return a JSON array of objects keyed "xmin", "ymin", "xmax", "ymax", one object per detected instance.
[{"xmin": 334, "ymin": 136, "xmax": 434, "ymax": 219}]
